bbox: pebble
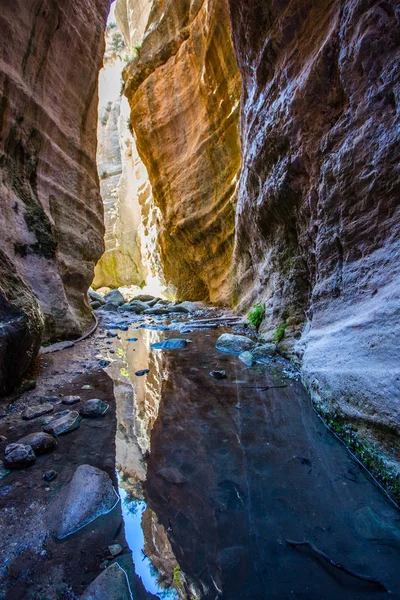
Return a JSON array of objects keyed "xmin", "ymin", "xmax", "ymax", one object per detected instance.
[
  {"xmin": 108, "ymin": 543, "xmax": 122, "ymax": 557},
  {"xmin": 98, "ymin": 360, "xmax": 110, "ymax": 368},
  {"xmin": 43, "ymin": 470, "xmax": 58, "ymax": 482},
  {"xmin": 62, "ymin": 395, "xmax": 81, "ymax": 405},
  {"xmin": 135, "ymin": 369, "xmax": 150, "ymax": 377}
]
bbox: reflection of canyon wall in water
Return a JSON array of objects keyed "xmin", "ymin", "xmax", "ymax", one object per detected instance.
[
  {"xmin": 0, "ymin": 0, "xmax": 109, "ymax": 393},
  {"xmin": 93, "ymin": 17, "xmax": 164, "ymax": 292},
  {"xmin": 121, "ymin": 0, "xmax": 241, "ymax": 303}
]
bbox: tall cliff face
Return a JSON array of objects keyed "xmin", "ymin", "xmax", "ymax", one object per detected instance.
[
  {"xmin": 122, "ymin": 0, "xmax": 241, "ymax": 302},
  {"xmin": 229, "ymin": 1, "xmax": 400, "ymax": 452},
  {"xmin": 0, "ymin": 0, "xmax": 109, "ymax": 390}
]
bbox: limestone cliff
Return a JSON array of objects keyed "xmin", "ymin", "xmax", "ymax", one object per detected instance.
[
  {"xmin": 0, "ymin": 0, "xmax": 109, "ymax": 390},
  {"xmin": 122, "ymin": 0, "xmax": 241, "ymax": 302},
  {"xmin": 228, "ymin": 1, "xmax": 400, "ymax": 459}
]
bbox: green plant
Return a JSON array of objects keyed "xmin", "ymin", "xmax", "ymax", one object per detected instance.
[
  {"xmin": 100, "ymin": 114, "xmax": 108, "ymax": 126},
  {"xmin": 99, "ymin": 170, "xmax": 108, "ymax": 179},
  {"xmin": 106, "ymin": 21, "xmax": 117, "ymax": 31},
  {"xmin": 105, "ymin": 101, "xmax": 112, "ymax": 112},
  {"xmin": 111, "ymin": 32, "xmax": 125, "ymax": 54},
  {"xmin": 272, "ymin": 321, "xmax": 287, "ymax": 344},
  {"xmin": 172, "ymin": 565, "xmax": 183, "ymax": 590},
  {"xmin": 247, "ymin": 302, "xmax": 265, "ymax": 329}
]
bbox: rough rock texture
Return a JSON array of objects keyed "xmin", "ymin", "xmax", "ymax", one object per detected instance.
[
  {"xmin": 122, "ymin": 0, "xmax": 241, "ymax": 302},
  {"xmin": 228, "ymin": 1, "xmax": 400, "ymax": 457},
  {"xmin": 0, "ymin": 0, "xmax": 109, "ymax": 345},
  {"xmin": 0, "ymin": 250, "xmax": 44, "ymax": 394}
]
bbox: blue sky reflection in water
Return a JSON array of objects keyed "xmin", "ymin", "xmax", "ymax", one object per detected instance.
[{"xmin": 119, "ymin": 485, "xmax": 178, "ymax": 599}]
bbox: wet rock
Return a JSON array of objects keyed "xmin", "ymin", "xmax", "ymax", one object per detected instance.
[
  {"xmin": 168, "ymin": 305, "xmax": 190, "ymax": 314},
  {"xmin": 0, "ymin": 409, "xmax": 6, "ymax": 418},
  {"xmin": 143, "ymin": 307, "xmax": 170, "ymax": 315},
  {"xmin": 81, "ymin": 562, "xmax": 131, "ymax": 600},
  {"xmin": 98, "ymin": 360, "xmax": 110, "ymax": 368},
  {"xmin": 239, "ymin": 351, "xmax": 253, "ymax": 366},
  {"xmin": 119, "ymin": 300, "xmax": 148, "ymax": 313},
  {"xmin": 39, "ymin": 395, "xmax": 59, "ymax": 404},
  {"xmin": 107, "ymin": 331, "xmax": 118, "ymax": 338},
  {"xmin": 132, "ymin": 294, "xmax": 155, "ymax": 302},
  {"xmin": 43, "ymin": 470, "xmax": 58, "ymax": 482},
  {"xmin": 103, "ymin": 289, "xmax": 125, "ymax": 306},
  {"xmin": 4, "ymin": 443, "xmax": 36, "ymax": 468},
  {"xmin": 17, "ymin": 432, "xmax": 57, "ymax": 455},
  {"xmin": 81, "ymin": 385, "xmax": 94, "ymax": 390},
  {"xmin": 216, "ymin": 334, "xmax": 255, "ymax": 355},
  {"xmin": 62, "ymin": 395, "xmax": 81, "ymax": 405},
  {"xmin": 90, "ymin": 301, "xmax": 102, "ymax": 310},
  {"xmin": 80, "ymin": 399, "xmax": 109, "ymax": 418},
  {"xmin": 145, "ymin": 298, "xmax": 159, "ymax": 307},
  {"xmin": 135, "ymin": 369, "xmax": 150, "ymax": 377},
  {"xmin": 0, "ymin": 460, "xmax": 10, "ymax": 479},
  {"xmin": 89, "ymin": 288, "xmax": 106, "ymax": 305},
  {"xmin": 108, "ymin": 543, "xmax": 122, "ymax": 557},
  {"xmin": 43, "ymin": 410, "xmax": 82, "ymax": 436},
  {"xmin": 22, "ymin": 403, "xmax": 54, "ymax": 420},
  {"xmin": 157, "ymin": 466, "xmax": 188, "ymax": 484},
  {"xmin": 252, "ymin": 344, "xmax": 277, "ymax": 362},
  {"xmin": 174, "ymin": 301, "xmax": 206, "ymax": 313},
  {"xmin": 210, "ymin": 370, "xmax": 227, "ymax": 379},
  {"xmin": 151, "ymin": 338, "xmax": 189, "ymax": 350},
  {"xmin": 47, "ymin": 464, "xmax": 117, "ymax": 539},
  {"xmin": 126, "ymin": 337, "xmax": 138, "ymax": 342},
  {"xmin": 101, "ymin": 302, "xmax": 119, "ymax": 312}
]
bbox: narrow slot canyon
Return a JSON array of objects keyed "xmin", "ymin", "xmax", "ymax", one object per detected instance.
[{"xmin": 0, "ymin": 1, "xmax": 399, "ymax": 599}]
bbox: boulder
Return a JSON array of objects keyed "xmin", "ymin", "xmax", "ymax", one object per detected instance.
[
  {"xmin": 103, "ymin": 289, "xmax": 125, "ymax": 306},
  {"xmin": 252, "ymin": 344, "xmax": 276, "ymax": 363},
  {"xmin": 132, "ymin": 294, "xmax": 155, "ymax": 302},
  {"xmin": 17, "ymin": 432, "xmax": 57, "ymax": 455},
  {"xmin": 151, "ymin": 338, "xmax": 188, "ymax": 350},
  {"xmin": 81, "ymin": 563, "xmax": 132, "ymax": 600},
  {"xmin": 101, "ymin": 303, "xmax": 119, "ymax": 312},
  {"xmin": 216, "ymin": 334, "xmax": 255, "ymax": 355},
  {"xmin": 119, "ymin": 300, "xmax": 148, "ymax": 313},
  {"xmin": 88, "ymin": 288, "xmax": 106, "ymax": 305},
  {"xmin": 47, "ymin": 464, "xmax": 117, "ymax": 539},
  {"xmin": 174, "ymin": 301, "xmax": 206, "ymax": 313},
  {"xmin": 4, "ymin": 443, "xmax": 36, "ymax": 468},
  {"xmin": 43, "ymin": 410, "xmax": 81, "ymax": 436},
  {"xmin": 239, "ymin": 351, "xmax": 254, "ymax": 367},
  {"xmin": 22, "ymin": 403, "xmax": 54, "ymax": 420},
  {"xmin": 80, "ymin": 399, "xmax": 109, "ymax": 418}
]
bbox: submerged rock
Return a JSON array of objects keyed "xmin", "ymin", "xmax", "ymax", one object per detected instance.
[
  {"xmin": 103, "ymin": 289, "xmax": 125, "ymax": 306},
  {"xmin": 22, "ymin": 403, "xmax": 54, "ymax": 420},
  {"xmin": 4, "ymin": 443, "xmax": 36, "ymax": 468},
  {"xmin": 81, "ymin": 562, "xmax": 131, "ymax": 600},
  {"xmin": 43, "ymin": 410, "xmax": 81, "ymax": 436},
  {"xmin": 47, "ymin": 464, "xmax": 117, "ymax": 539},
  {"xmin": 151, "ymin": 338, "xmax": 189, "ymax": 350},
  {"xmin": 80, "ymin": 399, "xmax": 109, "ymax": 418},
  {"xmin": 239, "ymin": 351, "xmax": 254, "ymax": 367},
  {"xmin": 216, "ymin": 334, "xmax": 255, "ymax": 355},
  {"xmin": 17, "ymin": 432, "xmax": 57, "ymax": 455}
]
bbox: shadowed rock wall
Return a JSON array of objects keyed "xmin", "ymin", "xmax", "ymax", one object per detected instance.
[
  {"xmin": 228, "ymin": 1, "xmax": 400, "ymax": 455},
  {"xmin": 122, "ymin": 0, "xmax": 241, "ymax": 302},
  {"xmin": 0, "ymin": 0, "xmax": 110, "ymax": 390}
]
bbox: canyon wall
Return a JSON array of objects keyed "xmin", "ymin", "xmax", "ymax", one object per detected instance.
[
  {"xmin": 0, "ymin": 0, "xmax": 110, "ymax": 390},
  {"xmin": 121, "ymin": 0, "xmax": 241, "ymax": 302},
  {"xmin": 228, "ymin": 1, "xmax": 400, "ymax": 457}
]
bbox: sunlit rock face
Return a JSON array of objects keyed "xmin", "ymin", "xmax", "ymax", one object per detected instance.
[
  {"xmin": 228, "ymin": 2, "xmax": 400, "ymax": 446},
  {"xmin": 122, "ymin": 0, "xmax": 241, "ymax": 303},
  {"xmin": 0, "ymin": 0, "xmax": 109, "ymax": 344}
]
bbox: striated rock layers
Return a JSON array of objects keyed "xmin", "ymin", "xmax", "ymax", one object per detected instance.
[
  {"xmin": 122, "ymin": 0, "xmax": 241, "ymax": 302},
  {"xmin": 228, "ymin": 2, "xmax": 400, "ymax": 454},
  {"xmin": 0, "ymin": 0, "xmax": 109, "ymax": 389}
]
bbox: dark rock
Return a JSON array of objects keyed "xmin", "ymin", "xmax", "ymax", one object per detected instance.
[
  {"xmin": 106, "ymin": 331, "xmax": 118, "ymax": 338},
  {"xmin": 43, "ymin": 470, "xmax": 58, "ymax": 482},
  {"xmin": 252, "ymin": 343, "xmax": 276, "ymax": 363},
  {"xmin": 135, "ymin": 369, "xmax": 150, "ymax": 377},
  {"xmin": 4, "ymin": 443, "xmax": 36, "ymax": 468},
  {"xmin": 103, "ymin": 289, "xmax": 125, "ymax": 306},
  {"xmin": 119, "ymin": 300, "xmax": 148, "ymax": 313},
  {"xmin": 143, "ymin": 307, "xmax": 170, "ymax": 315},
  {"xmin": 0, "ymin": 409, "xmax": 6, "ymax": 418},
  {"xmin": 216, "ymin": 333, "xmax": 255, "ymax": 355},
  {"xmin": 22, "ymin": 403, "xmax": 54, "ymax": 420},
  {"xmin": 107, "ymin": 543, "xmax": 122, "ymax": 557},
  {"xmin": 43, "ymin": 410, "xmax": 81, "ymax": 436},
  {"xmin": 132, "ymin": 294, "xmax": 155, "ymax": 302},
  {"xmin": 151, "ymin": 338, "xmax": 189, "ymax": 350},
  {"xmin": 90, "ymin": 301, "xmax": 102, "ymax": 310},
  {"xmin": 98, "ymin": 360, "xmax": 110, "ymax": 368},
  {"xmin": 47, "ymin": 464, "xmax": 117, "ymax": 539},
  {"xmin": 126, "ymin": 337, "xmax": 138, "ymax": 342},
  {"xmin": 210, "ymin": 370, "xmax": 227, "ymax": 379},
  {"xmin": 81, "ymin": 562, "xmax": 132, "ymax": 600},
  {"xmin": 101, "ymin": 303, "xmax": 119, "ymax": 312},
  {"xmin": 39, "ymin": 395, "xmax": 59, "ymax": 404},
  {"xmin": 62, "ymin": 395, "xmax": 81, "ymax": 405},
  {"xmin": 80, "ymin": 399, "xmax": 109, "ymax": 418},
  {"xmin": 88, "ymin": 288, "xmax": 106, "ymax": 305},
  {"xmin": 18, "ymin": 432, "xmax": 57, "ymax": 455}
]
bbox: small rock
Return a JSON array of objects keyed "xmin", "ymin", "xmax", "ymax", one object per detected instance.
[
  {"xmin": 239, "ymin": 351, "xmax": 254, "ymax": 366},
  {"xmin": 132, "ymin": 294, "xmax": 155, "ymax": 302},
  {"xmin": 22, "ymin": 403, "xmax": 54, "ymax": 420},
  {"xmin": 43, "ymin": 411, "xmax": 82, "ymax": 436},
  {"xmin": 80, "ymin": 399, "xmax": 109, "ymax": 418},
  {"xmin": 62, "ymin": 395, "xmax": 81, "ymax": 405},
  {"xmin": 135, "ymin": 369, "xmax": 149, "ymax": 377},
  {"xmin": 81, "ymin": 385, "xmax": 93, "ymax": 390},
  {"xmin": 43, "ymin": 470, "xmax": 58, "ymax": 482},
  {"xmin": 106, "ymin": 331, "xmax": 118, "ymax": 338},
  {"xmin": 216, "ymin": 333, "xmax": 255, "ymax": 355},
  {"xmin": 98, "ymin": 360, "xmax": 110, "ymax": 368},
  {"xmin": 4, "ymin": 443, "xmax": 36, "ymax": 468},
  {"xmin": 39, "ymin": 396, "xmax": 59, "ymax": 404},
  {"xmin": 18, "ymin": 432, "xmax": 57, "ymax": 455},
  {"xmin": 143, "ymin": 307, "xmax": 170, "ymax": 315},
  {"xmin": 88, "ymin": 288, "xmax": 106, "ymax": 305},
  {"xmin": 119, "ymin": 300, "xmax": 148, "ymax": 313},
  {"xmin": 151, "ymin": 338, "xmax": 189, "ymax": 350},
  {"xmin": 107, "ymin": 543, "xmax": 122, "ymax": 557},
  {"xmin": 101, "ymin": 302, "xmax": 119, "ymax": 312},
  {"xmin": 103, "ymin": 289, "xmax": 125, "ymax": 306},
  {"xmin": 210, "ymin": 370, "xmax": 227, "ymax": 379},
  {"xmin": 126, "ymin": 337, "xmax": 138, "ymax": 342},
  {"xmin": 90, "ymin": 301, "xmax": 102, "ymax": 310}
]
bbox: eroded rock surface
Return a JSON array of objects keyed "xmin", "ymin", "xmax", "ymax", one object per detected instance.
[
  {"xmin": 228, "ymin": 0, "xmax": 400, "ymax": 456},
  {"xmin": 0, "ymin": 0, "xmax": 109, "ymax": 360},
  {"xmin": 122, "ymin": 0, "xmax": 241, "ymax": 302}
]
